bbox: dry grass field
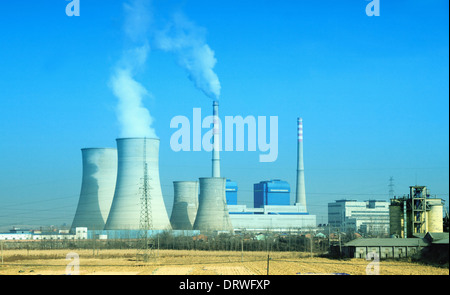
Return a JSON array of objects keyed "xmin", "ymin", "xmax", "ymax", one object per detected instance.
[{"xmin": 0, "ymin": 249, "xmax": 448, "ymax": 275}]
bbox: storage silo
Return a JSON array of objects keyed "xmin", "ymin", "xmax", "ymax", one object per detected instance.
[
  {"xmin": 193, "ymin": 177, "xmax": 233, "ymax": 232},
  {"xmin": 71, "ymin": 148, "xmax": 117, "ymax": 231},
  {"xmin": 427, "ymin": 198, "xmax": 444, "ymax": 233},
  {"xmin": 389, "ymin": 199, "xmax": 404, "ymax": 238},
  {"xmin": 170, "ymin": 181, "xmax": 199, "ymax": 230},
  {"xmin": 104, "ymin": 138, "xmax": 172, "ymax": 230}
]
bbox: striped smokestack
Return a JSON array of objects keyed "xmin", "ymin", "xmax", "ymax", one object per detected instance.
[
  {"xmin": 295, "ymin": 117, "xmax": 307, "ymax": 211},
  {"xmin": 212, "ymin": 100, "xmax": 220, "ymax": 177}
]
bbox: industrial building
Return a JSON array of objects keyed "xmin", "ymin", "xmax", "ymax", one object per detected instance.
[
  {"xmin": 328, "ymin": 199, "xmax": 390, "ymax": 236},
  {"xmin": 226, "ymin": 179, "xmax": 238, "ymax": 205},
  {"xmin": 0, "ymin": 227, "xmax": 88, "ymax": 241},
  {"xmin": 340, "ymin": 232, "xmax": 449, "ymax": 259},
  {"xmin": 226, "ymin": 118, "xmax": 316, "ymax": 231},
  {"xmin": 336, "ymin": 185, "xmax": 447, "ymax": 260},
  {"xmin": 341, "ymin": 236, "xmax": 429, "ymax": 259},
  {"xmin": 227, "ymin": 203, "xmax": 315, "ymax": 231},
  {"xmin": 67, "ymin": 109, "xmax": 316, "ymax": 235},
  {"xmin": 389, "ymin": 186, "xmax": 444, "ymax": 238},
  {"xmin": 254, "ymin": 180, "xmax": 290, "ymax": 207}
]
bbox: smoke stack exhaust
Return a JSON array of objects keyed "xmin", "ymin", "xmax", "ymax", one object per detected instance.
[
  {"xmin": 212, "ymin": 100, "xmax": 220, "ymax": 177},
  {"xmin": 295, "ymin": 118, "xmax": 307, "ymax": 211}
]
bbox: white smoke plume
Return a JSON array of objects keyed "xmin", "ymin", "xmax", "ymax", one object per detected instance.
[
  {"xmin": 154, "ymin": 12, "xmax": 221, "ymax": 101},
  {"xmin": 110, "ymin": 0, "xmax": 157, "ymax": 138}
]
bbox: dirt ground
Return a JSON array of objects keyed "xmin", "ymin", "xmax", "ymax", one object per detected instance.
[{"xmin": 0, "ymin": 249, "xmax": 448, "ymax": 275}]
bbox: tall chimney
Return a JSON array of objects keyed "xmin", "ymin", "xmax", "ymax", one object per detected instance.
[
  {"xmin": 295, "ymin": 117, "xmax": 307, "ymax": 211},
  {"xmin": 212, "ymin": 100, "xmax": 220, "ymax": 177}
]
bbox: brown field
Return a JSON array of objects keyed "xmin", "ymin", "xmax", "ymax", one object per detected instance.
[{"xmin": 0, "ymin": 249, "xmax": 448, "ymax": 275}]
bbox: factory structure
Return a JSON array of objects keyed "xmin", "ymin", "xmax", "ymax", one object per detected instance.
[
  {"xmin": 70, "ymin": 102, "xmax": 315, "ymax": 237},
  {"xmin": 327, "ymin": 186, "xmax": 445, "ymax": 238},
  {"xmin": 389, "ymin": 185, "xmax": 444, "ymax": 238},
  {"xmin": 226, "ymin": 179, "xmax": 315, "ymax": 231},
  {"xmin": 226, "ymin": 118, "xmax": 316, "ymax": 231},
  {"xmin": 328, "ymin": 199, "xmax": 390, "ymax": 236},
  {"xmin": 2, "ymin": 100, "xmax": 445, "ymax": 244},
  {"xmin": 66, "ymin": 101, "xmax": 445, "ymax": 238},
  {"xmin": 334, "ymin": 185, "xmax": 448, "ymax": 259},
  {"xmin": 0, "ymin": 102, "xmax": 315, "ymax": 240}
]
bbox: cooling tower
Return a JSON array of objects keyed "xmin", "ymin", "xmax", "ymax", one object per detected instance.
[
  {"xmin": 71, "ymin": 148, "xmax": 117, "ymax": 231},
  {"xmin": 104, "ymin": 138, "xmax": 172, "ymax": 230},
  {"xmin": 295, "ymin": 118, "xmax": 307, "ymax": 211},
  {"xmin": 212, "ymin": 101, "xmax": 220, "ymax": 177},
  {"xmin": 193, "ymin": 177, "xmax": 233, "ymax": 232},
  {"xmin": 170, "ymin": 181, "xmax": 199, "ymax": 230}
]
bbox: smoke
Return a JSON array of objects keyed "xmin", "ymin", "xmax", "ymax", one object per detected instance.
[
  {"xmin": 154, "ymin": 12, "xmax": 221, "ymax": 101},
  {"xmin": 109, "ymin": 0, "xmax": 221, "ymax": 138},
  {"xmin": 110, "ymin": 0, "xmax": 156, "ymax": 138}
]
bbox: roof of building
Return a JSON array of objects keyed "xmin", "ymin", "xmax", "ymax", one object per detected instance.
[
  {"xmin": 413, "ymin": 232, "xmax": 449, "ymax": 243},
  {"xmin": 432, "ymin": 238, "xmax": 449, "ymax": 245},
  {"xmin": 344, "ymin": 238, "xmax": 429, "ymax": 247}
]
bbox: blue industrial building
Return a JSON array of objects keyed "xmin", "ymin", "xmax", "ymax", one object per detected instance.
[
  {"xmin": 254, "ymin": 180, "xmax": 290, "ymax": 208},
  {"xmin": 226, "ymin": 179, "xmax": 238, "ymax": 205},
  {"xmin": 226, "ymin": 179, "xmax": 316, "ymax": 231}
]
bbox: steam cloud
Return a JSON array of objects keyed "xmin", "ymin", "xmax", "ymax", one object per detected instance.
[
  {"xmin": 154, "ymin": 12, "xmax": 221, "ymax": 101},
  {"xmin": 110, "ymin": 0, "xmax": 221, "ymax": 138},
  {"xmin": 110, "ymin": 0, "xmax": 156, "ymax": 138}
]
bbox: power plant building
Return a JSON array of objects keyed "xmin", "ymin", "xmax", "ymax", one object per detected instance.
[
  {"xmin": 254, "ymin": 180, "xmax": 290, "ymax": 207},
  {"xmin": 227, "ymin": 179, "xmax": 315, "ymax": 231},
  {"xmin": 328, "ymin": 199, "xmax": 390, "ymax": 236},
  {"xmin": 227, "ymin": 117, "xmax": 316, "ymax": 231},
  {"xmin": 226, "ymin": 179, "xmax": 238, "ymax": 205},
  {"xmin": 65, "ymin": 113, "xmax": 318, "ymax": 234}
]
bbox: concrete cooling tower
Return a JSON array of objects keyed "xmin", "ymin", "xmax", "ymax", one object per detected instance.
[
  {"xmin": 193, "ymin": 177, "xmax": 233, "ymax": 232},
  {"xmin": 104, "ymin": 138, "xmax": 172, "ymax": 230},
  {"xmin": 170, "ymin": 181, "xmax": 199, "ymax": 230},
  {"xmin": 71, "ymin": 148, "xmax": 117, "ymax": 231}
]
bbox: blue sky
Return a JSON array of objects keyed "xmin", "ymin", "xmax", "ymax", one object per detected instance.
[{"xmin": 0, "ymin": 0, "xmax": 448, "ymax": 230}]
